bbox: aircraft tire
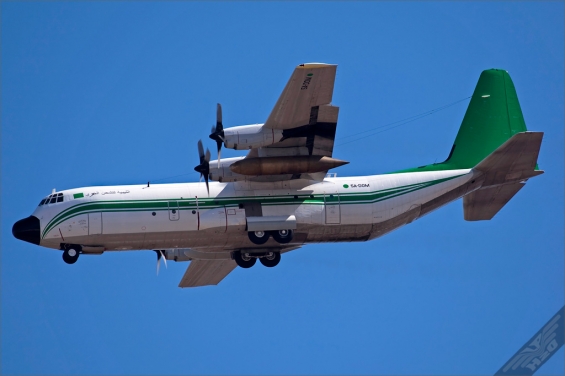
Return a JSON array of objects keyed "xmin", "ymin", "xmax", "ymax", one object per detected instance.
[
  {"xmin": 271, "ymin": 229, "xmax": 293, "ymax": 244},
  {"xmin": 248, "ymin": 231, "xmax": 269, "ymax": 245},
  {"xmin": 259, "ymin": 252, "xmax": 281, "ymax": 267},
  {"xmin": 62, "ymin": 246, "xmax": 80, "ymax": 264},
  {"xmin": 233, "ymin": 251, "xmax": 257, "ymax": 268}
]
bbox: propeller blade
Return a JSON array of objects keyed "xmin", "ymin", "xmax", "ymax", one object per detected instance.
[
  {"xmin": 216, "ymin": 103, "xmax": 223, "ymax": 131},
  {"xmin": 209, "ymin": 103, "xmax": 225, "ymax": 166},
  {"xmin": 155, "ymin": 250, "xmax": 163, "ymax": 276},
  {"xmin": 204, "ymin": 148, "xmax": 211, "ymax": 196},
  {"xmin": 194, "ymin": 141, "xmax": 211, "ymax": 196},
  {"xmin": 197, "ymin": 139, "xmax": 205, "ymax": 160},
  {"xmin": 161, "ymin": 250, "xmax": 168, "ymax": 269}
]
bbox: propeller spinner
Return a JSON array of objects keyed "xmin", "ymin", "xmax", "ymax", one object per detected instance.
[
  {"xmin": 209, "ymin": 103, "xmax": 224, "ymax": 167},
  {"xmin": 194, "ymin": 139, "xmax": 211, "ymax": 195}
]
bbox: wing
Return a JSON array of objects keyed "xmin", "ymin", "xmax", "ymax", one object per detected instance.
[
  {"xmin": 265, "ymin": 63, "xmax": 337, "ymax": 131},
  {"xmin": 177, "ymin": 246, "xmax": 301, "ymax": 288},
  {"xmin": 178, "ymin": 258, "xmax": 237, "ymax": 288},
  {"xmin": 261, "ymin": 63, "xmax": 339, "ymax": 158}
]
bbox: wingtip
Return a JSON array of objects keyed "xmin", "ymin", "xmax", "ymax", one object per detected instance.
[{"xmin": 298, "ymin": 62, "xmax": 337, "ymax": 68}]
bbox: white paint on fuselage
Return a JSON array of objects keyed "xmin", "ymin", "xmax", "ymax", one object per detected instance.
[{"xmin": 32, "ymin": 169, "xmax": 474, "ymax": 252}]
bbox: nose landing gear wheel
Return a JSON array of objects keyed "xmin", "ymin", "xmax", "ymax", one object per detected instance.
[
  {"xmin": 248, "ymin": 231, "xmax": 270, "ymax": 245},
  {"xmin": 259, "ymin": 252, "xmax": 281, "ymax": 267},
  {"xmin": 233, "ymin": 251, "xmax": 257, "ymax": 268},
  {"xmin": 62, "ymin": 247, "xmax": 80, "ymax": 264},
  {"xmin": 271, "ymin": 229, "xmax": 293, "ymax": 244}
]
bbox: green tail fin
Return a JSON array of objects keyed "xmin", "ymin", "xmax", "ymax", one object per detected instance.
[{"xmin": 396, "ymin": 69, "xmax": 528, "ymax": 173}]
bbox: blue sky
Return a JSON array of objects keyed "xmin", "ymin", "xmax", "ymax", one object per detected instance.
[{"xmin": 2, "ymin": 2, "xmax": 563, "ymax": 374}]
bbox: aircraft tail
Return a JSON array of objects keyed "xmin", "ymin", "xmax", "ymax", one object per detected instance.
[
  {"xmin": 443, "ymin": 69, "xmax": 529, "ymax": 169},
  {"xmin": 394, "ymin": 69, "xmax": 544, "ymax": 220},
  {"xmin": 396, "ymin": 69, "xmax": 533, "ymax": 173}
]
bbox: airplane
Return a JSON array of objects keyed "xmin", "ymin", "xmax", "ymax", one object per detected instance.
[{"xmin": 12, "ymin": 63, "xmax": 544, "ymax": 288}]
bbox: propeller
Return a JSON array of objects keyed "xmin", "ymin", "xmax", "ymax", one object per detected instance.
[
  {"xmin": 209, "ymin": 103, "xmax": 225, "ymax": 167},
  {"xmin": 154, "ymin": 250, "xmax": 168, "ymax": 276},
  {"xmin": 194, "ymin": 139, "xmax": 211, "ymax": 196}
]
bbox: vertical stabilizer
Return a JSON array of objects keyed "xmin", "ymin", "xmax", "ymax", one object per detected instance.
[
  {"xmin": 446, "ymin": 69, "xmax": 528, "ymax": 169},
  {"xmin": 395, "ymin": 69, "xmax": 529, "ymax": 173}
]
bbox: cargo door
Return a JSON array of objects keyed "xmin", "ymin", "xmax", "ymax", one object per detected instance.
[
  {"xmin": 324, "ymin": 193, "xmax": 340, "ymax": 224},
  {"xmin": 169, "ymin": 201, "xmax": 180, "ymax": 221},
  {"xmin": 88, "ymin": 212, "xmax": 102, "ymax": 235}
]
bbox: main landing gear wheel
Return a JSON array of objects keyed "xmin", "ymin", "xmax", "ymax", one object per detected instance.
[
  {"xmin": 233, "ymin": 251, "xmax": 257, "ymax": 268},
  {"xmin": 62, "ymin": 247, "xmax": 80, "ymax": 264},
  {"xmin": 248, "ymin": 231, "xmax": 270, "ymax": 245},
  {"xmin": 271, "ymin": 229, "xmax": 293, "ymax": 244},
  {"xmin": 259, "ymin": 252, "xmax": 281, "ymax": 267}
]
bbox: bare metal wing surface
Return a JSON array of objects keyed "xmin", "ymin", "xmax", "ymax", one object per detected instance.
[
  {"xmin": 178, "ymin": 259, "xmax": 237, "ymax": 288},
  {"xmin": 264, "ymin": 63, "xmax": 337, "ymax": 131},
  {"xmin": 258, "ymin": 63, "xmax": 340, "ymax": 158},
  {"xmin": 176, "ymin": 246, "xmax": 301, "ymax": 288}
]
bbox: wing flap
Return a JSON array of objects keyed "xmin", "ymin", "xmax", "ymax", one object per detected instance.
[
  {"xmin": 463, "ymin": 183, "xmax": 525, "ymax": 221},
  {"xmin": 178, "ymin": 259, "xmax": 237, "ymax": 288}
]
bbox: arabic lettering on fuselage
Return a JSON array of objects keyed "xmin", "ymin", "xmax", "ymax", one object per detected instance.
[{"xmin": 86, "ymin": 190, "xmax": 130, "ymax": 197}]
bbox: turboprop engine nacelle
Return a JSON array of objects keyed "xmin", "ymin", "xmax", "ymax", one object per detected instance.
[
  {"xmin": 223, "ymin": 124, "xmax": 283, "ymax": 150},
  {"xmin": 208, "ymin": 156, "xmax": 247, "ymax": 182}
]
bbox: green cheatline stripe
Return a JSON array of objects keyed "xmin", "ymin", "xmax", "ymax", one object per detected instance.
[{"xmin": 42, "ymin": 175, "xmax": 463, "ymax": 238}]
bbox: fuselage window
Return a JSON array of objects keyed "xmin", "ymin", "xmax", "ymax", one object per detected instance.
[
  {"xmin": 57, "ymin": 193, "xmax": 64, "ymax": 203},
  {"xmin": 39, "ymin": 199, "xmax": 47, "ymax": 206},
  {"xmin": 49, "ymin": 196, "xmax": 57, "ymax": 204}
]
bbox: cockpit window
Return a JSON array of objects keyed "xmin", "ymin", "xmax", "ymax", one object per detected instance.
[{"xmin": 39, "ymin": 193, "xmax": 65, "ymax": 206}]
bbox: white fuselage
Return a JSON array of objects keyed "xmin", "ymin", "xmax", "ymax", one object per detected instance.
[{"xmin": 33, "ymin": 169, "xmax": 481, "ymax": 253}]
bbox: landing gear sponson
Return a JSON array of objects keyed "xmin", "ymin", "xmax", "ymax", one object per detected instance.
[{"xmin": 232, "ymin": 250, "xmax": 281, "ymax": 268}]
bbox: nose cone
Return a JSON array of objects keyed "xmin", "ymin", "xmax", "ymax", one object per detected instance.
[{"xmin": 12, "ymin": 216, "xmax": 40, "ymax": 245}]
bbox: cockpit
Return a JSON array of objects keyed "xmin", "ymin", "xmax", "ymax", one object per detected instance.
[{"xmin": 38, "ymin": 192, "xmax": 64, "ymax": 206}]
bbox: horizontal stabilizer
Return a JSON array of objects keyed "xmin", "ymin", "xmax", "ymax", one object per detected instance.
[
  {"xmin": 474, "ymin": 131, "xmax": 544, "ymax": 187},
  {"xmin": 463, "ymin": 131, "xmax": 543, "ymax": 221},
  {"xmin": 178, "ymin": 259, "xmax": 237, "ymax": 288},
  {"xmin": 464, "ymin": 183, "xmax": 525, "ymax": 221}
]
